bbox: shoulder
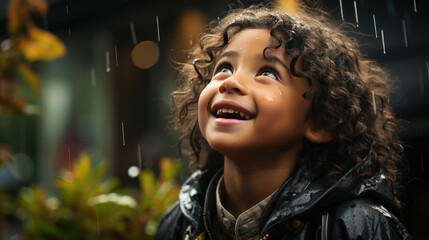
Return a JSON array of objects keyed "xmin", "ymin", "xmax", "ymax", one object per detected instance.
[
  {"xmin": 154, "ymin": 201, "xmax": 188, "ymax": 240},
  {"xmin": 329, "ymin": 198, "xmax": 411, "ymax": 239}
]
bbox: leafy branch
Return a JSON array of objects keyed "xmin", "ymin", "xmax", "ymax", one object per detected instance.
[
  {"xmin": 0, "ymin": 0, "xmax": 66, "ymax": 167},
  {"xmin": 15, "ymin": 154, "xmax": 180, "ymax": 240}
]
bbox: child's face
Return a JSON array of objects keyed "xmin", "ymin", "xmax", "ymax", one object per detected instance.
[{"xmin": 198, "ymin": 28, "xmax": 312, "ymax": 157}]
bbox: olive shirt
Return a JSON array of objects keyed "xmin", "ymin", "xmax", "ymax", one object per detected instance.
[{"xmin": 216, "ymin": 176, "xmax": 276, "ymax": 240}]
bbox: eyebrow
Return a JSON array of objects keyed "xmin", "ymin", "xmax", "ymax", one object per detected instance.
[
  {"xmin": 269, "ymin": 56, "xmax": 290, "ymax": 73},
  {"xmin": 218, "ymin": 51, "xmax": 238, "ymax": 60},
  {"xmin": 217, "ymin": 50, "xmax": 291, "ymax": 73}
]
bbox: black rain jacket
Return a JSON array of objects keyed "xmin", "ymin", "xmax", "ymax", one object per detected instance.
[{"xmin": 154, "ymin": 155, "xmax": 411, "ymax": 240}]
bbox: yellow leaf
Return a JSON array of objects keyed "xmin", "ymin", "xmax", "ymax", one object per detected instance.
[
  {"xmin": 140, "ymin": 170, "xmax": 156, "ymax": 196},
  {"xmin": 160, "ymin": 157, "xmax": 180, "ymax": 182},
  {"xmin": 19, "ymin": 26, "xmax": 66, "ymax": 61},
  {"xmin": 7, "ymin": 0, "xmax": 48, "ymax": 33},
  {"xmin": 16, "ymin": 62, "xmax": 40, "ymax": 91},
  {"xmin": 75, "ymin": 153, "xmax": 90, "ymax": 180}
]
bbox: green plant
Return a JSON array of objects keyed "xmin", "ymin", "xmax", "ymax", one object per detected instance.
[
  {"xmin": 0, "ymin": 0, "xmax": 66, "ymax": 164},
  {"xmin": 0, "ymin": 1, "xmax": 67, "ymax": 236},
  {"xmin": 0, "ymin": 0, "xmax": 65, "ymax": 114},
  {"xmin": 17, "ymin": 153, "xmax": 180, "ymax": 240}
]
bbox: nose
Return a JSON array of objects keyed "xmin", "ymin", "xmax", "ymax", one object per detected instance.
[{"xmin": 218, "ymin": 75, "xmax": 248, "ymax": 95}]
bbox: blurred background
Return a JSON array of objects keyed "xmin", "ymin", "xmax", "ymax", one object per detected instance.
[{"xmin": 0, "ymin": 0, "xmax": 428, "ymax": 239}]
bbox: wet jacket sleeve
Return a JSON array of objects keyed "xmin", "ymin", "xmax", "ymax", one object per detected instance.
[
  {"xmin": 154, "ymin": 201, "xmax": 188, "ymax": 240},
  {"xmin": 329, "ymin": 198, "xmax": 412, "ymax": 239}
]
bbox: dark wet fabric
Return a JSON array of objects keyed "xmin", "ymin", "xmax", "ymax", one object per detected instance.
[{"xmin": 154, "ymin": 155, "xmax": 411, "ymax": 240}]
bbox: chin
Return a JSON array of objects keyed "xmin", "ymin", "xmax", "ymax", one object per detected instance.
[{"xmin": 207, "ymin": 138, "xmax": 253, "ymax": 157}]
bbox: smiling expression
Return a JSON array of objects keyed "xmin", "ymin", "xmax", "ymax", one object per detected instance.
[{"xmin": 198, "ymin": 28, "xmax": 313, "ymax": 158}]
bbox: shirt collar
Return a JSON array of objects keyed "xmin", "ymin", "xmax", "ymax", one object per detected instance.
[{"xmin": 215, "ymin": 175, "xmax": 276, "ymax": 240}]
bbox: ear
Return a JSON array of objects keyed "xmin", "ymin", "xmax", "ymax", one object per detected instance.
[{"xmin": 304, "ymin": 123, "xmax": 333, "ymax": 144}]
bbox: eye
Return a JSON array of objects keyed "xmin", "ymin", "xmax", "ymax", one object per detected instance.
[
  {"xmin": 214, "ymin": 61, "xmax": 233, "ymax": 75},
  {"xmin": 259, "ymin": 68, "xmax": 280, "ymax": 80},
  {"xmin": 220, "ymin": 67, "xmax": 233, "ymax": 74}
]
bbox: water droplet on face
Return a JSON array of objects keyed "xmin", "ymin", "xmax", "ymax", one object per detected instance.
[
  {"xmin": 275, "ymin": 85, "xmax": 283, "ymax": 96},
  {"xmin": 264, "ymin": 96, "xmax": 274, "ymax": 102}
]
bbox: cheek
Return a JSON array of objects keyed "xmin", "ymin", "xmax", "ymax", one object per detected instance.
[
  {"xmin": 258, "ymin": 89, "xmax": 310, "ymax": 129},
  {"xmin": 198, "ymin": 84, "xmax": 216, "ymax": 132},
  {"xmin": 198, "ymin": 85, "xmax": 213, "ymax": 113}
]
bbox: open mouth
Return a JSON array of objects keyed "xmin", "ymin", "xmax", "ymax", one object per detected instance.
[
  {"xmin": 211, "ymin": 102, "xmax": 255, "ymax": 120},
  {"xmin": 214, "ymin": 108, "xmax": 251, "ymax": 120}
]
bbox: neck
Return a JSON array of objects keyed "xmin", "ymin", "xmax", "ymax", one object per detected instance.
[{"xmin": 222, "ymin": 150, "xmax": 298, "ymax": 218}]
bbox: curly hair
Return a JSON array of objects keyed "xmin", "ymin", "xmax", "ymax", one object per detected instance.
[{"xmin": 171, "ymin": 4, "xmax": 406, "ymax": 204}]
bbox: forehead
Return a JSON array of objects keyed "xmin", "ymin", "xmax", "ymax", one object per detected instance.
[{"xmin": 222, "ymin": 28, "xmax": 285, "ymax": 56}]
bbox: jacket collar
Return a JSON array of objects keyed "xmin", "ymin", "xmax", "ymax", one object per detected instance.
[
  {"xmin": 179, "ymin": 168, "xmax": 222, "ymax": 237},
  {"xmin": 261, "ymin": 152, "xmax": 400, "ymax": 233},
  {"xmin": 178, "ymin": 153, "xmax": 399, "ymax": 236}
]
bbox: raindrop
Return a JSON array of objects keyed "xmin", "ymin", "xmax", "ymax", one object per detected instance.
[
  {"xmin": 190, "ymin": 34, "xmax": 193, "ymax": 46},
  {"xmin": 402, "ymin": 20, "xmax": 408, "ymax": 48},
  {"xmin": 128, "ymin": 166, "xmax": 139, "ymax": 178},
  {"xmin": 413, "ymin": 0, "xmax": 417, "ymax": 13},
  {"xmin": 114, "ymin": 45, "xmax": 118, "ymax": 67},
  {"xmin": 130, "ymin": 21, "xmax": 137, "ymax": 45},
  {"xmin": 66, "ymin": 4, "xmax": 69, "ymax": 14},
  {"xmin": 372, "ymin": 91, "xmax": 377, "ymax": 114},
  {"xmin": 105, "ymin": 51, "xmax": 111, "ymax": 73},
  {"xmin": 122, "ymin": 122, "xmax": 126, "ymax": 146},
  {"xmin": 339, "ymin": 0, "xmax": 344, "ymax": 20},
  {"xmin": 138, "ymin": 144, "xmax": 142, "ymax": 169},
  {"xmin": 68, "ymin": 27, "xmax": 71, "ymax": 36},
  {"xmin": 381, "ymin": 29, "xmax": 386, "ymax": 54},
  {"xmin": 354, "ymin": 1, "xmax": 359, "ymax": 27},
  {"xmin": 91, "ymin": 67, "xmax": 96, "ymax": 87},
  {"xmin": 372, "ymin": 14, "xmax": 378, "ymax": 38},
  {"xmin": 421, "ymin": 152, "xmax": 424, "ymax": 171},
  {"xmin": 156, "ymin": 15, "xmax": 161, "ymax": 42}
]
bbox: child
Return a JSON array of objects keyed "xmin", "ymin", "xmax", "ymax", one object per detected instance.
[{"xmin": 155, "ymin": 4, "xmax": 411, "ymax": 240}]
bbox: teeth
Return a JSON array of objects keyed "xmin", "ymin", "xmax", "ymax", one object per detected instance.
[{"xmin": 215, "ymin": 108, "xmax": 252, "ymax": 120}]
